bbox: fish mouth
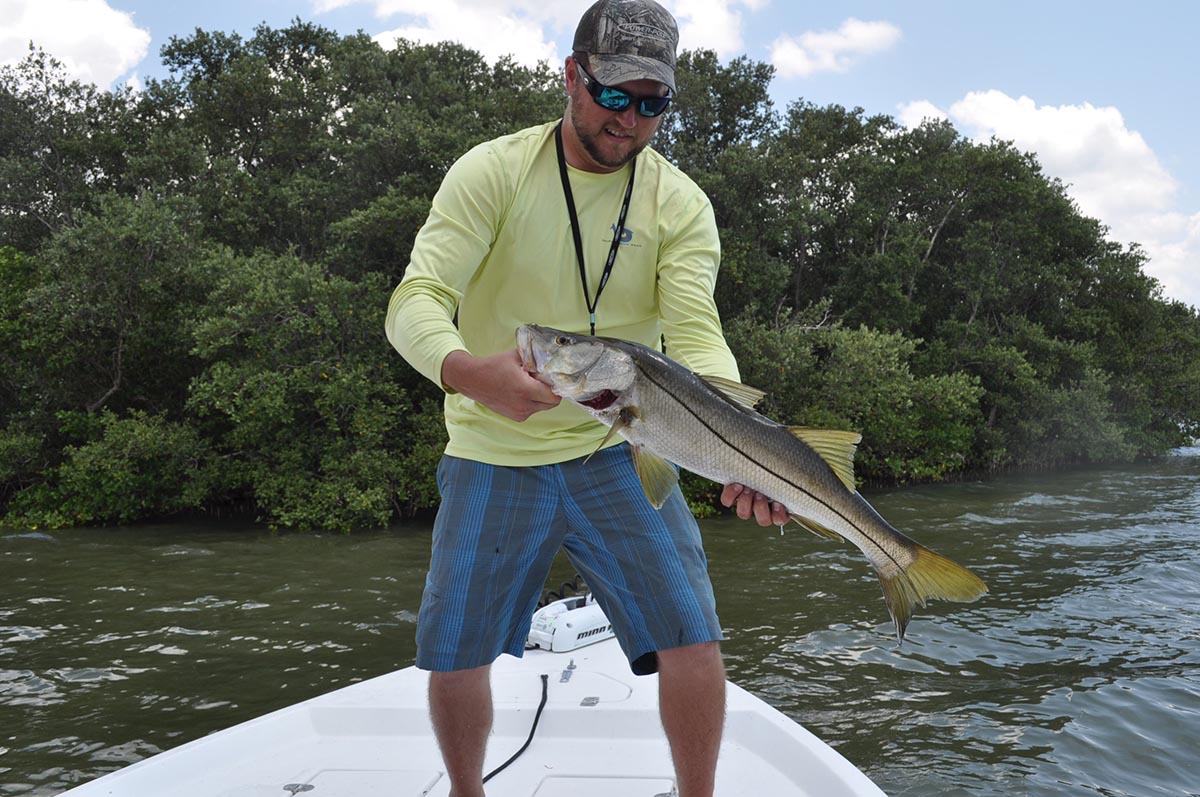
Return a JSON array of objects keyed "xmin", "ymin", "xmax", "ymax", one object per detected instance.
[
  {"xmin": 515, "ymin": 324, "xmax": 539, "ymax": 373},
  {"xmin": 579, "ymin": 389, "xmax": 619, "ymax": 410}
]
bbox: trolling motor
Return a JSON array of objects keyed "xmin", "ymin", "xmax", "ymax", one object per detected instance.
[{"xmin": 526, "ymin": 593, "xmax": 615, "ymax": 652}]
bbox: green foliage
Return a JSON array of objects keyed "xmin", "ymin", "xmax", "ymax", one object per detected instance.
[
  {"xmin": 680, "ymin": 470, "xmax": 722, "ymax": 519},
  {"xmin": 1, "ymin": 23, "xmax": 1197, "ymax": 531},
  {"xmin": 810, "ymin": 326, "xmax": 982, "ymax": 482},
  {"xmin": 7, "ymin": 411, "xmax": 212, "ymax": 528},
  {"xmin": 324, "ymin": 185, "xmax": 431, "ymax": 280},
  {"xmin": 18, "ymin": 192, "xmax": 209, "ymax": 418},
  {"xmin": 0, "ymin": 246, "xmax": 34, "ymax": 414},
  {"xmin": 0, "ymin": 49, "xmax": 137, "ymax": 250},
  {"xmin": 186, "ymin": 250, "xmax": 443, "ymax": 531},
  {"xmin": 144, "ymin": 28, "xmax": 561, "ymax": 260},
  {"xmin": 0, "ymin": 426, "xmax": 42, "ymax": 485},
  {"xmin": 726, "ymin": 310, "xmax": 984, "ymax": 484},
  {"xmin": 663, "ymin": 52, "xmax": 791, "ymax": 321},
  {"xmin": 657, "ymin": 50, "xmax": 777, "ymax": 172}
]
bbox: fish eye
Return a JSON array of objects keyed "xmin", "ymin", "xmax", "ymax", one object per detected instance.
[{"xmin": 555, "ymin": 336, "xmax": 569, "ymax": 345}]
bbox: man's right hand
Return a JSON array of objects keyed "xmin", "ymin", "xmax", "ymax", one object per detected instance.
[{"xmin": 440, "ymin": 349, "xmax": 561, "ymax": 422}]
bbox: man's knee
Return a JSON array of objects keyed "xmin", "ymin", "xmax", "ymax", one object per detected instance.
[
  {"xmin": 657, "ymin": 641, "xmax": 723, "ymax": 675},
  {"xmin": 429, "ymin": 664, "xmax": 491, "ymax": 695}
]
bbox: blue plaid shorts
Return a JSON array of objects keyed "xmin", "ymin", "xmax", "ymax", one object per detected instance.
[{"xmin": 415, "ymin": 443, "xmax": 722, "ymax": 675}]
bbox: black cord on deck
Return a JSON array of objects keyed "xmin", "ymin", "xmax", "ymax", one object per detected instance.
[{"xmin": 482, "ymin": 673, "xmax": 550, "ymax": 784}]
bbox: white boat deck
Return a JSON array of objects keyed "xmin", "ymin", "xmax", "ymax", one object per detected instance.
[{"xmin": 61, "ymin": 611, "xmax": 885, "ymax": 796}]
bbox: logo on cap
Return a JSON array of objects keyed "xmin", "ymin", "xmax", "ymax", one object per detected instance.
[{"xmin": 619, "ymin": 23, "xmax": 670, "ymax": 42}]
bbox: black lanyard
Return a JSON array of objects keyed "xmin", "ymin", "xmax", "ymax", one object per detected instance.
[{"xmin": 555, "ymin": 120, "xmax": 636, "ymax": 336}]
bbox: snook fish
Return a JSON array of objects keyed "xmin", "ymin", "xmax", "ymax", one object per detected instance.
[{"xmin": 516, "ymin": 323, "xmax": 987, "ymax": 642}]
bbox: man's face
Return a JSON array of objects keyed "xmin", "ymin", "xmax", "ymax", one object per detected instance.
[{"xmin": 563, "ymin": 57, "xmax": 668, "ymax": 173}]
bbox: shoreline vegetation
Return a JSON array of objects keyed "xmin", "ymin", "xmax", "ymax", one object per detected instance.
[{"xmin": 2, "ymin": 23, "xmax": 1197, "ymax": 532}]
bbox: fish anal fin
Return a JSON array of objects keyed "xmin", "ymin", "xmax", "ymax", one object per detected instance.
[
  {"xmin": 788, "ymin": 427, "xmax": 862, "ymax": 491},
  {"xmin": 631, "ymin": 446, "xmax": 678, "ymax": 509},
  {"xmin": 789, "ymin": 514, "xmax": 844, "ymax": 543},
  {"xmin": 699, "ymin": 375, "xmax": 766, "ymax": 411}
]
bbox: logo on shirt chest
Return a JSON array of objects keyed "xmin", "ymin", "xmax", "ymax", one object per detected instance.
[{"xmin": 611, "ymin": 224, "xmax": 634, "ymax": 245}]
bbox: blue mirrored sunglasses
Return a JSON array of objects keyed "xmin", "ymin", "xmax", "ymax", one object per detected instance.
[{"xmin": 577, "ymin": 62, "xmax": 672, "ymax": 118}]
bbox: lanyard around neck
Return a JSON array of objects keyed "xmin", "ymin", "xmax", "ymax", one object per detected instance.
[{"xmin": 554, "ymin": 120, "xmax": 637, "ymax": 336}]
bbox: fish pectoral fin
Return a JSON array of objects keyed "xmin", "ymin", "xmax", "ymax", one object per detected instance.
[
  {"xmin": 631, "ymin": 446, "xmax": 678, "ymax": 509},
  {"xmin": 699, "ymin": 375, "xmax": 766, "ymax": 411},
  {"xmin": 788, "ymin": 427, "xmax": 862, "ymax": 491},
  {"xmin": 789, "ymin": 514, "xmax": 844, "ymax": 543},
  {"xmin": 583, "ymin": 418, "xmax": 628, "ymax": 464}
]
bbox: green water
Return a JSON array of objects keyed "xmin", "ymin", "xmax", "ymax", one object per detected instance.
[{"xmin": 4, "ymin": 450, "xmax": 1199, "ymax": 796}]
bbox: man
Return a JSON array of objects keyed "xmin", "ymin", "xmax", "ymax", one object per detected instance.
[{"xmin": 386, "ymin": 1, "xmax": 786, "ymax": 794}]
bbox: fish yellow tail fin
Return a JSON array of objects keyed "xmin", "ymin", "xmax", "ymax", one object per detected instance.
[{"xmin": 878, "ymin": 544, "xmax": 988, "ymax": 643}]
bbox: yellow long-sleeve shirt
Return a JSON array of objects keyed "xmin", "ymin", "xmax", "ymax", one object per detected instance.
[{"xmin": 386, "ymin": 120, "xmax": 738, "ymax": 466}]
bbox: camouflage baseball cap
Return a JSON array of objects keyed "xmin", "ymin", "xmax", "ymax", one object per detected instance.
[{"xmin": 572, "ymin": 0, "xmax": 679, "ymax": 92}]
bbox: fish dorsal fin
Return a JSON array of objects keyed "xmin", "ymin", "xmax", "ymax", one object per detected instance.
[
  {"xmin": 789, "ymin": 514, "xmax": 844, "ymax": 543},
  {"xmin": 699, "ymin": 375, "xmax": 766, "ymax": 411},
  {"xmin": 788, "ymin": 427, "xmax": 862, "ymax": 491},
  {"xmin": 631, "ymin": 446, "xmax": 679, "ymax": 509}
]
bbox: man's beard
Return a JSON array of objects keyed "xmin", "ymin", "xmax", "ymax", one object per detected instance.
[{"xmin": 570, "ymin": 110, "xmax": 649, "ymax": 170}]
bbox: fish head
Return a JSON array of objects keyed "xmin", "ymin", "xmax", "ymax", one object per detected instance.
[{"xmin": 516, "ymin": 324, "xmax": 637, "ymax": 410}]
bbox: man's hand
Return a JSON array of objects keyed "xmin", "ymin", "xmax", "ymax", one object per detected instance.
[
  {"xmin": 441, "ymin": 349, "xmax": 561, "ymax": 422},
  {"xmin": 721, "ymin": 483, "xmax": 789, "ymax": 527}
]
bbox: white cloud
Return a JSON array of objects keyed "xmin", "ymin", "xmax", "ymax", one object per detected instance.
[
  {"xmin": 311, "ymin": 0, "xmax": 356, "ymax": 11},
  {"xmin": 672, "ymin": 0, "xmax": 759, "ymax": 58},
  {"xmin": 769, "ymin": 18, "xmax": 901, "ymax": 79},
  {"xmin": 321, "ymin": 0, "xmax": 582, "ymax": 67},
  {"xmin": 372, "ymin": 12, "xmax": 558, "ymax": 67},
  {"xmin": 1132, "ymin": 210, "xmax": 1200, "ymax": 309},
  {"xmin": 898, "ymin": 90, "xmax": 1199, "ymax": 308},
  {"xmin": 323, "ymin": 0, "xmax": 768, "ymax": 67},
  {"xmin": 896, "ymin": 99, "xmax": 947, "ymax": 129},
  {"xmin": 948, "ymin": 91, "xmax": 1176, "ymax": 222},
  {"xmin": 0, "ymin": 0, "xmax": 150, "ymax": 87}
]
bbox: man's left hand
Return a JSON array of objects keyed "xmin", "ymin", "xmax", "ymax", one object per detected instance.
[{"xmin": 721, "ymin": 483, "xmax": 789, "ymax": 527}]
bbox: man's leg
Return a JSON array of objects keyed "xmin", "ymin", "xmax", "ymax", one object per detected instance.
[
  {"xmin": 657, "ymin": 642, "xmax": 726, "ymax": 797},
  {"xmin": 418, "ymin": 456, "xmax": 565, "ymax": 795},
  {"xmin": 558, "ymin": 445, "xmax": 725, "ymax": 793},
  {"xmin": 429, "ymin": 665, "xmax": 492, "ymax": 797}
]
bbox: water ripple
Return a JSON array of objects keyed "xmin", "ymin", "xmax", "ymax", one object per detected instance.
[{"xmin": 4, "ymin": 457, "xmax": 1200, "ymax": 797}]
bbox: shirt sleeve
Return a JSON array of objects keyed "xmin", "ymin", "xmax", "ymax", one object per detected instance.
[
  {"xmin": 385, "ymin": 143, "xmax": 509, "ymax": 390},
  {"xmin": 655, "ymin": 192, "xmax": 741, "ymax": 383}
]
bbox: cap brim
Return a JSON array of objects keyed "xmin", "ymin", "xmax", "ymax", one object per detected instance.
[{"xmin": 588, "ymin": 53, "xmax": 675, "ymax": 93}]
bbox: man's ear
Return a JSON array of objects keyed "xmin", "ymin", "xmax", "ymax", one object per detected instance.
[{"xmin": 564, "ymin": 56, "xmax": 580, "ymax": 94}]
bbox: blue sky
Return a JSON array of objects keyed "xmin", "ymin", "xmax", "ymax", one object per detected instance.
[{"xmin": 3, "ymin": 0, "xmax": 1197, "ymax": 308}]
